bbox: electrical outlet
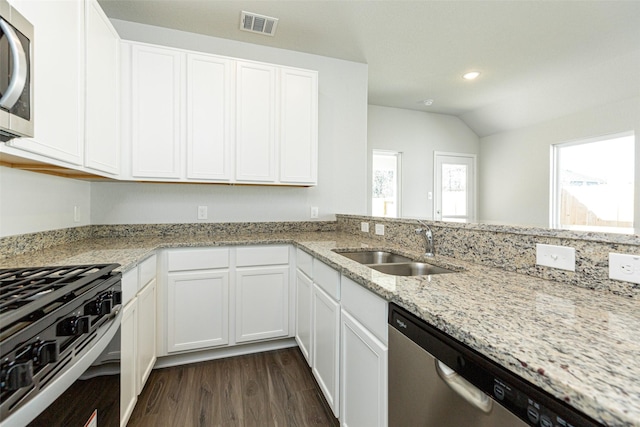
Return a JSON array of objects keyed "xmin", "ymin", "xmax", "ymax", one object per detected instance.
[
  {"xmin": 361, "ymin": 222, "xmax": 370, "ymax": 232},
  {"xmin": 73, "ymin": 206, "xmax": 80, "ymax": 222},
  {"xmin": 197, "ymin": 206, "xmax": 208, "ymax": 220},
  {"xmin": 535, "ymin": 244, "xmax": 575, "ymax": 271},
  {"xmin": 609, "ymin": 253, "xmax": 640, "ymax": 284},
  {"xmin": 375, "ymin": 224, "xmax": 385, "ymax": 236},
  {"xmin": 310, "ymin": 206, "xmax": 319, "ymax": 219}
]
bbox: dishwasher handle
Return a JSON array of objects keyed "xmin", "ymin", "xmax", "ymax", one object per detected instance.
[{"xmin": 436, "ymin": 360, "xmax": 493, "ymax": 413}]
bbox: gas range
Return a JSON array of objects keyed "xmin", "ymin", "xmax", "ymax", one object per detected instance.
[{"xmin": 0, "ymin": 264, "xmax": 122, "ymax": 425}]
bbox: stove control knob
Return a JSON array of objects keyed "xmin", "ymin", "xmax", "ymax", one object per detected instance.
[
  {"xmin": 33, "ymin": 340, "xmax": 59, "ymax": 366},
  {"xmin": 2, "ymin": 361, "xmax": 34, "ymax": 392},
  {"xmin": 112, "ymin": 290, "xmax": 123, "ymax": 306},
  {"xmin": 57, "ymin": 315, "xmax": 91, "ymax": 336},
  {"xmin": 85, "ymin": 297, "xmax": 112, "ymax": 316}
]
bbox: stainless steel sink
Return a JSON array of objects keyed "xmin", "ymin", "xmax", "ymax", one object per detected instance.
[
  {"xmin": 369, "ymin": 262, "xmax": 455, "ymax": 276},
  {"xmin": 333, "ymin": 250, "xmax": 456, "ymax": 276},
  {"xmin": 335, "ymin": 250, "xmax": 412, "ymax": 264}
]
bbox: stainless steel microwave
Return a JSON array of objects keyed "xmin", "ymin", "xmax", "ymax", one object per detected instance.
[{"xmin": 0, "ymin": 0, "xmax": 33, "ymax": 141}]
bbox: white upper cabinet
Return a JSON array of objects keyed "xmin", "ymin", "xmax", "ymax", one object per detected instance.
[
  {"xmin": 279, "ymin": 67, "xmax": 318, "ymax": 185},
  {"xmin": 128, "ymin": 43, "xmax": 183, "ymax": 179},
  {"xmin": 235, "ymin": 61, "xmax": 277, "ymax": 183},
  {"xmin": 186, "ymin": 54, "xmax": 234, "ymax": 181},
  {"xmin": 7, "ymin": 0, "xmax": 84, "ymax": 165},
  {"xmin": 84, "ymin": 0, "xmax": 120, "ymax": 175},
  {"xmin": 122, "ymin": 41, "xmax": 318, "ymax": 185}
]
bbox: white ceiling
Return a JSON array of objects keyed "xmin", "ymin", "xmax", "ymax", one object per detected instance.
[{"xmin": 98, "ymin": 0, "xmax": 640, "ymax": 137}]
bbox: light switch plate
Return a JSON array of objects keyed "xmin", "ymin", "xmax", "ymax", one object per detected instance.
[
  {"xmin": 197, "ymin": 206, "xmax": 208, "ymax": 220},
  {"xmin": 609, "ymin": 253, "xmax": 640, "ymax": 284},
  {"xmin": 361, "ymin": 222, "xmax": 370, "ymax": 232},
  {"xmin": 375, "ymin": 224, "xmax": 385, "ymax": 236},
  {"xmin": 536, "ymin": 244, "xmax": 575, "ymax": 271},
  {"xmin": 310, "ymin": 206, "xmax": 319, "ymax": 219}
]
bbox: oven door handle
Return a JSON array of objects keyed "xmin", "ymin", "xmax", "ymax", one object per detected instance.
[
  {"xmin": 0, "ymin": 18, "xmax": 28, "ymax": 110},
  {"xmin": 435, "ymin": 360, "xmax": 493, "ymax": 413}
]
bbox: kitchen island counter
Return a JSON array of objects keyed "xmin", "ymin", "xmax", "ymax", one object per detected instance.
[{"xmin": 1, "ymin": 231, "xmax": 638, "ymax": 426}]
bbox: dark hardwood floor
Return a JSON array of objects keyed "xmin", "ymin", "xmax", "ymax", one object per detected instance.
[{"xmin": 127, "ymin": 347, "xmax": 339, "ymax": 427}]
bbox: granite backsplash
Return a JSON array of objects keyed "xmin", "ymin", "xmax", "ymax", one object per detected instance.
[
  {"xmin": 2, "ymin": 216, "xmax": 638, "ymax": 297},
  {"xmin": 336, "ymin": 214, "xmax": 640, "ymax": 298}
]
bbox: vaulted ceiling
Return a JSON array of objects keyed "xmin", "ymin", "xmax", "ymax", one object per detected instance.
[{"xmin": 99, "ymin": 0, "xmax": 640, "ymax": 137}]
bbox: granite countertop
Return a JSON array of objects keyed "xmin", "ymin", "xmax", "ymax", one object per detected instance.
[{"xmin": 2, "ymin": 231, "xmax": 639, "ymax": 426}]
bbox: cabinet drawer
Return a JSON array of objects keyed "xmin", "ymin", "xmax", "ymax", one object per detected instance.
[
  {"xmin": 167, "ymin": 248, "xmax": 229, "ymax": 271},
  {"xmin": 341, "ymin": 276, "xmax": 388, "ymax": 344},
  {"xmin": 236, "ymin": 245, "xmax": 289, "ymax": 267},
  {"xmin": 138, "ymin": 254, "xmax": 157, "ymax": 290},
  {"xmin": 296, "ymin": 248, "xmax": 313, "ymax": 278},
  {"xmin": 122, "ymin": 268, "xmax": 138, "ymax": 306},
  {"xmin": 314, "ymin": 260, "xmax": 340, "ymax": 301}
]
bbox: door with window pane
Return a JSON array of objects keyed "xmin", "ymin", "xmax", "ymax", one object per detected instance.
[{"xmin": 434, "ymin": 153, "xmax": 476, "ymax": 222}]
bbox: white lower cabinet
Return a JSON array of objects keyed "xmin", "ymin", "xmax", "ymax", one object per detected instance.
[
  {"xmin": 120, "ymin": 255, "xmax": 157, "ymax": 427},
  {"xmin": 341, "ymin": 310, "xmax": 388, "ymax": 427},
  {"xmin": 166, "ymin": 270, "xmax": 229, "ymax": 352},
  {"xmin": 295, "ymin": 269, "xmax": 313, "ymax": 365},
  {"xmin": 120, "ymin": 296, "xmax": 137, "ymax": 427},
  {"xmin": 235, "ymin": 266, "xmax": 289, "ymax": 343},
  {"xmin": 136, "ymin": 278, "xmax": 157, "ymax": 394},
  {"xmin": 161, "ymin": 245, "xmax": 292, "ymax": 355},
  {"xmin": 312, "ymin": 284, "xmax": 341, "ymax": 417}
]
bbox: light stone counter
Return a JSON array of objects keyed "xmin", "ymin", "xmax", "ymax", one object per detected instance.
[{"xmin": 1, "ymin": 231, "xmax": 638, "ymax": 426}]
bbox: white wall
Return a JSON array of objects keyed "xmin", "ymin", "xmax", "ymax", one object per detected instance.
[
  {"xmin": 0, "ymin": 167, "xmax": 91, "ymax": 237},
  {"xmin": 479, "ymin": 96, "xmax": 640, "ymax": 231},
  {"xmin": 367, "ymin": 105, "xmax": 480, "ymax": 219},
  {"xmin": 88, "ymin": 20, "xmax": 368, "ymax": 225}
]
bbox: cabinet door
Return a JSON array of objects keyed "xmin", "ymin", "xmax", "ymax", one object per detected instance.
[
  {"xmin": 136, "ymin": 278, "xmax": 156, "ymax": 395},
  {"xmin": 235, "ymin": 61, "xmax": 277, "ymax": 182},
  {"xmin": 341, "ymin": 310, "xmax": 388, "ymax": 427},
  {"xmin": 312, "ymin": 284, "xmax": 340, "ymax": 417},
  {"xmin": 84, "ymin": 0, "xmax": 120, "ymax": 175},
  {"xmin": 279, "ymin": 67, "xmax": 318, "ymax": 185},
  {"xmin": 295, "ymin": 270, "xmax": 313, "ymax": 366},
  {"xmin": 235, "ymin": 266, "xmax": 289, "ymax": 343},
  {"xmin": 167, "ymin": 270, "xmax": 229, "ymax": 353},
  {"xmin": 186, "ymin": 54, "xmax": 234, "ymax": 181},
  {"xmin": 7, "ymin": 0, "xmax": 84, "ymax": 165},
  {"xmin": 121, "ymin": 298, "xmax": 137, "ymax": 427},
  {"xmin": 130, "ymin": 44, "xmax": 182, "ymax": 179}
]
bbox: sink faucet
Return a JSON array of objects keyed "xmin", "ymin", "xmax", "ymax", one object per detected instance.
[{"xmin": 415, "ymin": 221, "xmax": 435, "ymax": 257}]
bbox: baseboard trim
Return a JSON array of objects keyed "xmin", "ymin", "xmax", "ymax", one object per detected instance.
[{"xmin": 153, "ymin": 338, "xmax": 298, "ymax": 369}]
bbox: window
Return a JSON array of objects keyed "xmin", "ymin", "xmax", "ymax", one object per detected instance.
[
  {"xmin": 551, "ymin": 133, "xmax": 635, "ymax": 233},
  {"xmin": 372, "ymin": 151, "xmax": 401, "ymax": 217}
]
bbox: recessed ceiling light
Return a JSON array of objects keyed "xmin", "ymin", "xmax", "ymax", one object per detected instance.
[
  {"xmin": 462, "ymin": 71, "xmax": 481, "ymax": 80},
  {"xmin": 420, "ymin": 99, "xmax": 434, "ymax": 106}
]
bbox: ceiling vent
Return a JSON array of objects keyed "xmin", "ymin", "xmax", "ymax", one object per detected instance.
[{"xmin": 240, "ymin": 11, "xmax": 279, "ymax": 36}]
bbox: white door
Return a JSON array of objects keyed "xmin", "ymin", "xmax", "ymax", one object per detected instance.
[
  {"xmin": 312, "ymin": 284, "xmax": 340, "ymax": 417},
  {"xmin": 434, "ymin": 152, "xmax": 476, "ymax": 222},
  {"xmin": 85, "ymin": 0, "xmax": 120, "ymax": 175},
  {"xmin": 120, "ymin": 298, "xmax": 137, "ymax": 427},
  {"xmin": 235, "ymin": 266, "xmax": 289, "ymax": 343},
  {"xmin": 186, "ymin": 53, "xmax": 234, "ymax": 181},
  {"xmin": 295, "ymin": 270, "xmax": 313, "ymax": 366},
  {"xmin": 235, "ymin": 61, "xmax": 277, "ymax": 182},
  {"xmin": 341, "ymin": 310, "xmax": 388, "ymax": 427},
  {"xmin": 136, "ymin": 278, "xmax": 156, "ymax": 395},
  {"xmin": 279, "ymin": 67, "xmax": 318, "ymax": 184},
  {"xmin": 130, "ymin": 44, "xmax": 183, "ymax": 179},
  {"xmin": 167, "ymin": 270, "xmax": 229, "ymax": 352}
]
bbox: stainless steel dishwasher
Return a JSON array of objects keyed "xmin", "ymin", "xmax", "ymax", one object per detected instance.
[{"xmin": 388, "ymin": 303, "xmax": 602, "ymax": 427}]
